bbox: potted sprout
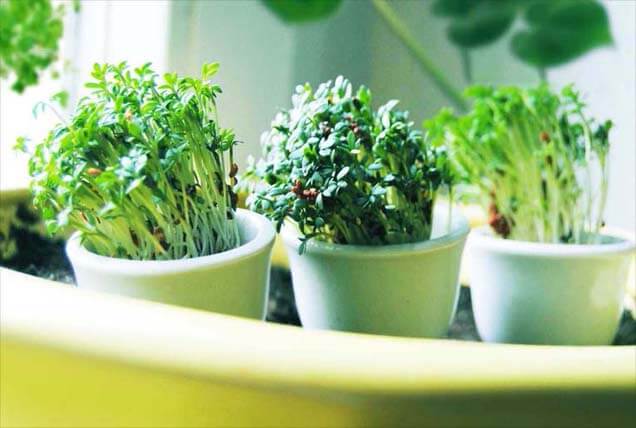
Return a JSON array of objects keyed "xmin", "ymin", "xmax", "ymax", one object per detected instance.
[
  {"xmin": 246, "ymin": 77, "xmax": 469, "ymax": 337},
  {"xmin": 433, "ymin": 84, "xmax": 635, "ymax": 345},
  {"xmin": 20, "ymin": 62, "xmax": 275, "ymax": 319}
]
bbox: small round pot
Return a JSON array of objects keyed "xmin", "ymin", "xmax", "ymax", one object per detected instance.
[
  {"xmin": 281, "ymin": 207, "xmax": 470, "ymax": 337},
  {"xmin": 66, "ymin": 209, "xmax": 275, "ymax": 319},
  {"xmin": 468, "ymin": 226, "xmax": 636, "ymax": 345}
]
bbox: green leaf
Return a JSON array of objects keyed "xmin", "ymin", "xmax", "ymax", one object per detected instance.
[
  {"xmin": 14, "ymin": 136, "xmax": 28, "ymax": 152},
  {"xmin": 336, "ymin": 166, "xmax": 350, "ymax": 180},
  {"xmin": 201, "ymin": 62, "xmax": 220, "ymax": 80},
  {"xmin": 511, "ymin": 0, "xmax": 612, "ymax": 67},
  {"xmin": 431, "ymin": 0, "xmax": 476, "ymax": 17},
  {"xmin": 51, "ymin": 90, "xmax": 69, "ymax": 107},
  {"xmin": 164, "ymin": 72, "xmax": 177, "ymax": 86},
  {"xmin": 447, "ymin": 1, "xmax": 515, "ymax": 48},
  {"xmin": 262, "ymin": 0, "xmax": 342, "ymax": 23},
  {"xmin": 434, "ymin": 0, "xmax": 612, "ymax": 69}
]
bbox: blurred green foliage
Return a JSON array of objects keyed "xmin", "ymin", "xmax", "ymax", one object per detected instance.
[
  {"xmin": 511, "ymin": 0, "xmax": 613, "ymax": 67},
  {"xmin": 433, "ymin": 0, "xmax": 516, "ymax": 48},
  {"xmin": 433, "ymin": 0, "xmax": 613, "ymax": 68},
  {"xmin": 262, "ymin": 0, "xmax": 613, "ymax": 106},
  {"xmin": 0, "ymin": 0, "xmax": 78, "ymax": 93},
  {"xmin": 262, "ymin": 0, "xmax": 342, "ymax": 23}
]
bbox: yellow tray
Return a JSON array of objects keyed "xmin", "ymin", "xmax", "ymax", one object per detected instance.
[{"xmin": 2, "ymin": 189, "xmax": 635, "ymax": 427}]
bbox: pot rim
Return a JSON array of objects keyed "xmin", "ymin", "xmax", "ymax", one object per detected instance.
[
  {"xmin": 280, "ymin": 207, "xmax": 470, "ymax": 257},
  {"xmin": 469, "ymin": 225, "xmax": 636, "ymax": 257},
  {"xmin": 65, "ymin": 208, "xmax": 275, "ymax": 275}
]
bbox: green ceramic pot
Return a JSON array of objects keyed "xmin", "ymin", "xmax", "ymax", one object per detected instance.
[
  {"xmin": 66, "ymin": 208, "xmax": 275, "ymax": 319},
  {"xmin": 281, "ymin": 206, "xmax": 470, "ymax": 337},
  {"xmin": 469, "ymin": 226, "xmax": 636, "ymax": 345}
]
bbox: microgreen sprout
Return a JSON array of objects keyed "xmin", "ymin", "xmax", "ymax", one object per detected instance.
[
  {"xmin": 19, "ymin": 62, "xmax": 241, "ymax": 260},
  {"xmin": 245, "ymin": 76, "xmax": 453, "ymax": 252},
  {"xmin": 427, "ymin": 84, "xmax": 610, "ymax": 244}
]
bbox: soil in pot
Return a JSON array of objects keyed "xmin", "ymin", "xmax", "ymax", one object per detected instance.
[{"xmin": 1, "ymin": 201, "xmax": 634, "ymax": 344}]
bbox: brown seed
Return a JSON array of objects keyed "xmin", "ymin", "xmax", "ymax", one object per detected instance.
[
  {"xmin": 488, "ymin": 202, "xmax": 511, "ymax": 238},
  {"xmin": 130, "ymin": 230, "xmax": 139, "ymax": 246},
  {"xmin": 540, "ymin": 131, "xmax": 550, "ymax": 143},
  {"xmin": 489, "ymin": 212, "xmax": 511, "ymax": 238},
  {"xmin": 320, "ymin": 121, "xmax": 331, "ymax": 137},
  {"xmin": 292, "ymin": 179, "xmax": 303, "ymax": 195},
  {"xmin": 229, "ymin": 163, "xmax": 239, "ymax": 178},
  {"xmin": 153, "ymin": 227, "xmax": 165, "ymax": 243},
  {"xmin": 302, "ymin": 188, "xmax": 318, "ymax": 201},
  {"xmin": 86, "ymin": 167, "xmax": 102, "ymax": 176}
]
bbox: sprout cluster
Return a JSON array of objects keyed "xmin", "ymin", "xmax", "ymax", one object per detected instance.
[
  {"xmin": 428, "ymin": 84, "xmax": 611, "ymax": 244},
  {"xmin": 246, "ymin": 76, "xmax": 452, "ymax": 252},
  {"xmin": 21, "ymin": 62, "xmax": 240, "ymax": 260}
]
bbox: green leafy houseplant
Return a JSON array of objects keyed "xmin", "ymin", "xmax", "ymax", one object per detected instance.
[
  {"xmin": 19, "ymin": 62, "xmax": 241, "ymax": 260},
  {"xmin": 432, "ymin": 0, "xmax": 613, "ymax": 80},
  {"xmin": 262, "ymin": 0, "xmax": 613, "ymax": 108},
  {"xmin": 245, "ymin": 76, "xmax": 453, "ymax": 252},
  {"xmin": 428, "ymin": 84, "xmax": 611, "ymax": 244}
]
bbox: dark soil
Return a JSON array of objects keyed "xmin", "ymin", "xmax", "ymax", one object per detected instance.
[
  {"xmin": 1, "ymin": 203, "xmax": 74, "ymax": 284},
  {"xmin": 2, "ymin": 202, "xmax": 634, "ymax": 344}
]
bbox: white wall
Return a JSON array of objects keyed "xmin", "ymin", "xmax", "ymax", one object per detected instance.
[{"xmin": 167, "ymin": 0, "xmax": 295, "ymax": 164}]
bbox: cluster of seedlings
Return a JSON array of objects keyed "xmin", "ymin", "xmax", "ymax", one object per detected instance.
[{"xmin": 245, "ymin": 76, "xmax": 453, "ymax": 252}]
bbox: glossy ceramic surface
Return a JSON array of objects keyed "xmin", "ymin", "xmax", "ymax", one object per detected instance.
[
  {"xmin": 469, "ymin": 226, "xmax": 636, "ymax": 345},
  {"xmin": 66, "ymin": 208, "xmax": 275, "ymax": 319},
  {"xmin": 281, "ymin": 206, "xmax": 470, "ymax": 337}
]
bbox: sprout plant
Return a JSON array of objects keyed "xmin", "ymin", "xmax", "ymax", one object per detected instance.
[
  {"xmin": 428, "ymin": 84, "xmax": 611, "ymax": 244},
  {"xmin": 20, "ymin": 62, "xmax": 241, "ymax": 260},
  {"xmin": 245, "ymin": 76, "xmax": 453, "ymax": 252}
]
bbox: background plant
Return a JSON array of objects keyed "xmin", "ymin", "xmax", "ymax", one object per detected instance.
[
  {"xmin": 245, "ymin": 76, "xmax": 453, "ymax": 252},
  {"xmin": 19, "ymin": 62, "xmax": 241, "ymax": 260},
  {"xmin": 0, "ymin": 0, "xmax": 78, "ymax": 93},
  {"xmin": 431, "ymin": 0, "xmax": 613, "ymax": 81},
  {"xmin": 262, "ymin": 0, "xmax": 612, "ymax": 110},
  {"xmin": 427, "ymin": 84, "xmax": 611, "ymax": 244}
]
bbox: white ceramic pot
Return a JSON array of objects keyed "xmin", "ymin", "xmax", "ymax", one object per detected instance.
[
  {"xmin": 468, "ymin": 226, "xmax": 636, "ymax": 345},
  {"xmin": 66, "ymin": 209, "xmax": 275, "ymax": 319},
  {"xmin": 281, "ymin": 206, "xmax": 470, "ymax": 337}
]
